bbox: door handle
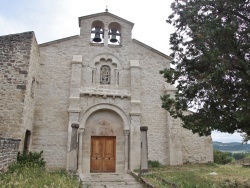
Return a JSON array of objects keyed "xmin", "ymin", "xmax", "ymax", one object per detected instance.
[{"xmin": 96, "ymin": 158, "xmax": 98, "ymax": 159}]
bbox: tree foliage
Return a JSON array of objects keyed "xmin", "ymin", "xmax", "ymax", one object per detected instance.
[{"xmin": 161, "ymin": 0, "xmax": 250, "ymax": 137}]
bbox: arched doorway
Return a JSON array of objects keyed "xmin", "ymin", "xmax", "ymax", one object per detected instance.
[{"xmin": 79, "ymin": 104, "xmax": 129, "ymax": 174}]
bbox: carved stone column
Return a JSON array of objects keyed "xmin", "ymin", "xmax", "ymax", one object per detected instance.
[
  {"xmin": 124, "ymin": 130, "xmax": 130, "ymax": 172},
  {"xmin": 77, "ymin": 128, "xmax": 84, "ymax": 174}
]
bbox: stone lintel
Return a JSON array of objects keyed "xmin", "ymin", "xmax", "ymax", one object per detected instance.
[
  {"xmin": 140, "ymin": 126, "xmax": 148, "ymax": 131},
  {"xmin": 130, "ymin": 60, "xmax": 140, "ymax": 68}
]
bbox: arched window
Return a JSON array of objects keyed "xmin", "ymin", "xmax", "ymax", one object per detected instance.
[{"xmin": 100, "ymin": 65, "xmax": 111, "ymax": 84}]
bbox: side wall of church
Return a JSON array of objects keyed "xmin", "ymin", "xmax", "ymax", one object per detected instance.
[
  {"xmin": 0, "ymin": 32, "xmax": 38, "ymax": 142},
  {"xmin": 31, "ymin": 40, "xmax": 74, "ymax": 168}
]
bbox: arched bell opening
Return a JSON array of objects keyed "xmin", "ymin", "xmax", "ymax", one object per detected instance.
[
  {"xmin": 91, "ymin": 20, "xmax": 104, "ymax": 43},
  {"xmin": 108, "ymin": 22, "xmax": 121, "ymax": 45}
]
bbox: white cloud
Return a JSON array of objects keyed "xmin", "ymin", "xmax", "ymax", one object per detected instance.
[{"xmin": 211, "ymin": 131, "xmax": 243, "ymax": 143}]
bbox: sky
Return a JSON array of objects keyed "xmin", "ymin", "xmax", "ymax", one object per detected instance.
[{"xmin": 0, "ymin": 0, "xmax": 243, "ymax": 143}]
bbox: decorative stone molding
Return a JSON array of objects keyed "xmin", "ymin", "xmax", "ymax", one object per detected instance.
[
  {"xmin": 80, "ymin": 88, "xmax": 131, "ymax": 98},
  {"xmin": 90, "ymin": 54, "xmax": 121, "ymax": 68}
]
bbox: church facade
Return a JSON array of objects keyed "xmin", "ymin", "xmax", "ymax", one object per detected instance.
[{"xmin": 0, "ymin": 11, "xmax": 213, "ymax": 173}]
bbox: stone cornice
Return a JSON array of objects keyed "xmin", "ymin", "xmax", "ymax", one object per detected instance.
[
  {"xmin": 79, "ymin": 12, "xmax": 134, "ymax": 28},
  {"xmin": 80, "ymin": 88, "xmax": 131, "ymax": 99}
]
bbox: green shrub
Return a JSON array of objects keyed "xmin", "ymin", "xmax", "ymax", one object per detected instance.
[
  {"xmin": 233, "ymin": 152, "xmax": 249, "ymax": 160},
  {"xmin": 17, "ymin": 150, "xmax": 46, "ymax": 167},
  {"xmin": 148, "ymin": 160, "xmax": 161, "ymax": 168},
  {"xmin": 214, "ymin": 150, "xmax": 233, "ymax": 164}
]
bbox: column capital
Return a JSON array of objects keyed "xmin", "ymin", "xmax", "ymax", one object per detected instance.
[
  {"xmin": 71, "ymin": 123, "xmax": 79, "ymax": 128},
  {"xmin": 124, "ymin": 130, "xmax": 130, "ymax": 136},
  {"xmin": 78, "ymin": 128, "xmax": 85, "ymax": 133}
]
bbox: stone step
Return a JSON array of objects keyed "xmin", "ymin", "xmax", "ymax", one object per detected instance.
[{"xmin": 80, "ymin": 173, "xmax": 143, "ymax": 188}]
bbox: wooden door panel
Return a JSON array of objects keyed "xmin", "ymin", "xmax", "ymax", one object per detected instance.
[
  {"xmin": 103, "ymin": 158, "xmax": 115, "ymax": 172},
  {"xmin": 91, "ymin": 137, "xmax": 103, "ymax": 172},
  {"xmin": 90, "ymin": 136, "xmax": 116, "ymax": 172},
  {"xmin": 103, "ymin": 137, "xmax": 115, "ymax": 172}
]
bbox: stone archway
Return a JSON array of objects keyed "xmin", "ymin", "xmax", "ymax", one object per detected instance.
[{"xmin": 78, "ymin": 104, "xmax": 130, "ymax": 174}]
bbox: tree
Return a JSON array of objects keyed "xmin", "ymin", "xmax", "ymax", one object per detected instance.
[{"xmin": 161, "ymin": 0, "xmax": 250, "ymax": 138}]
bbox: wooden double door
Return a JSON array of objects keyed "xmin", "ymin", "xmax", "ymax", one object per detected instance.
[{"xmin": 90, "ymin": 136, "xmax": 116, "ymax": 172}]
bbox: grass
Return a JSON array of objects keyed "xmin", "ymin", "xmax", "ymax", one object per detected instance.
[
  {"xmin": 0, "ymin": 164, "xmax": 80, "ymax": 188},
  {"xmin": 142, "ymin": 163, "xmax": 250, "ymax": 188}
]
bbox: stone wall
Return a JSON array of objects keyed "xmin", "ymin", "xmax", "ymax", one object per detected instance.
[
  {"xmin": 0, "ymin": 32, "xmax": 39, "ymax": 144},
  {"xmin": 182, "ymin": 128, "xmax": 214, "ymax": 163},
  {"xmin": 0, "ymin": 138, "xmax": 21, "ymax": 172}
]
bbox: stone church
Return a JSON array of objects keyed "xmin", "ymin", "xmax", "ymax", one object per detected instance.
[{"xmin": 0, "ymin": 11, "xmax": 213, "ymax": 173}]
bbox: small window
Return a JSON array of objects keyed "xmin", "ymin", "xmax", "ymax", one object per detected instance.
[
  {"xmin": 24, "ymin": 130, "xmax": 31, "ymax": 154},
  {"xmin": 100, "ymin": 65, "xmax": 111, "ymax": 84}
]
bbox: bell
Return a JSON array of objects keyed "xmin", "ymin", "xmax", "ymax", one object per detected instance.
[
  {"xmin": 110, "ymin": 34, "xmax": 118, "ymax": 43},
  {"xmin": 93, "ymin": 32, "xmax": 102, "ymax": 42},
  {"xmin": 93, "ymin": 27, "xmax": 102, "ymax": 42},
  {"xmin": 110, "ymin": 28, "xmax": 118, "ymax": 43}
]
